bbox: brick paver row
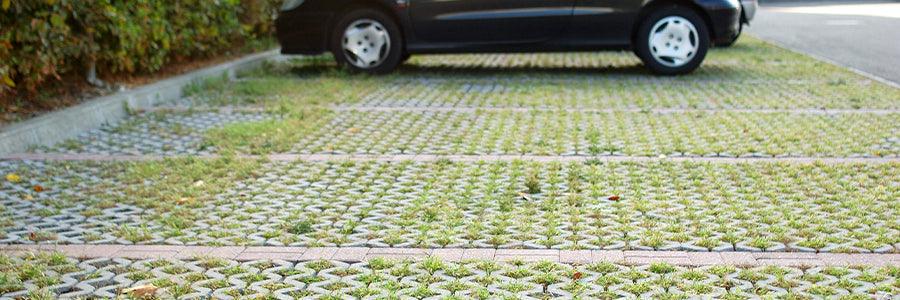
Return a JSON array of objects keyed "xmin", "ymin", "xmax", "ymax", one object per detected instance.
[
  {"xmin": 5, "ymin": 247, "xmax": 900, "ymax": 299},
  {"xmin": 4, "ymin": 245, "xmax": 898, "ymax": 268},
  {"xmin": 6, "ymin": 153, "xmax": 900, "ymax": 164},
  {"xmin": 146, "ymin": 104, "xmax": 900, "ymax": 115}
]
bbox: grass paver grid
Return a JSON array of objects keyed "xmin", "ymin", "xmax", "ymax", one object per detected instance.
[
  {"xmin": 5, "ymin": 245, "xmax": 900, "ymax": 267},
  {"xmin": 28, "ymin": 36, "xmax": 900, "ymax": 158},
  {"xmin": 34, "ymin": 109, "xmax": 900, "ymax": 158},
  {"xmin": 275, "ymin": 110, "xmax": 900, "ymax": 158},
  {"xmin": 5, "ymin": 35, "xmax": 900, "ymax": 298},
  {"xmin": 253, "ymin": 37, "xmax": 869, "ymax": 82},
  {"xmin": 2, "ymin": 159, "xmax": 899, "ymax": 253},
  {"xmin": 3, "ymin": 249, "xmax": 900, "ymax": 299},
  {"xmin": 36, "ymin": 111, "xmax": 273, "ymax": 156},
  {"xmin": 337, "ymin": 79, "xmax": 900, "ymax": 110}
]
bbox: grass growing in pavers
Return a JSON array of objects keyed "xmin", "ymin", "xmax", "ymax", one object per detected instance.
[
  {"xmin": 3, "ymin": 159, "xmax": 899, "ymax": 252},
  {"xmin": 36, "ymin": 110, "xmax": 275, "ymax": 156},
  {"xmin": 246, "ymin": 36, "xmax": 866, "ymax": 83},
  {"xmin": 217, "ymin": 35, "xmax": 900, "ymax": 110},
  {"xmin": 2, "ymin": 251, "xmax": 899, "ymax": 299},
  {"xmin": 224, "ymin": 64, "xmax": 900, "ymax": 110},
  {"xmin": 37, "ymin": 108, "xmax": 900, "ymax": 157},
  {"xmin": 242, "ymin": 110, "xmax": 900, "ymax": 157},
  {"xmin": 338, "ymin": 78, "xmax": 900, "ymax": 110},
  {"xmin": 35, "ymin": 35, "xmax": 900, "ymax": 157}
]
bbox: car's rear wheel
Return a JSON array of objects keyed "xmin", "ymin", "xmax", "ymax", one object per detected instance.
[
  {"xmin": 330, "ymin": 8, "xmax": 403, "ymax": 74},
  {"xmin": 635, "ymin": 6, "xmax": 709, "ymax": 75}
]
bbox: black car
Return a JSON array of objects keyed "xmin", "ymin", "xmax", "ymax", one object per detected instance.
[{"xmin": 276, "ymin": 0, "xmax": 756, "ymax": 75}]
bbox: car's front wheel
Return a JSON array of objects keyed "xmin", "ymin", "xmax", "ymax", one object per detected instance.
[
  {"xmin": 634, "ymin": 6, "xmax": 709, "ymax": 75},
  {"xmin": 330, "ymin": 8, "xmax": 403, "ymax": 74}
]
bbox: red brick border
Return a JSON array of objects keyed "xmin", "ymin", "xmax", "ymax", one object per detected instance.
[{"xmin": 3, "ymin": 244, "xmax": 898, "ymax": 267}]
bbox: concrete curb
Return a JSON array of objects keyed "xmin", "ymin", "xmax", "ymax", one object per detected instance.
[
  {"xmin": 3, "ymin": 244, "xmax": 899, "ymax": 267},
  {"xmin": 0, "ymin": 49, "xmax": 281, "ymax": 157}
]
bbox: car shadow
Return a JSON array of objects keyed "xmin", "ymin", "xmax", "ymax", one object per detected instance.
[
  {"xmin": 282, "ymin": 60, "xmax": 656, "ymax": 78},
  {"xmin": 393, "ymin": 63, "xmax": 653, "ymax": 77}
]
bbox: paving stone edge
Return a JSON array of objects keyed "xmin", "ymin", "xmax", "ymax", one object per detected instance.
[
  {"xmin": 5, "ymin": 153, "xmax": 900, "ymax": 164},
  {"xmin": 3, "ymin": 245, "xmax": 898, "ymax": 267},
  {"xmin": 0, "ymin": 49, "xmax": 281, "ymax": 157}
]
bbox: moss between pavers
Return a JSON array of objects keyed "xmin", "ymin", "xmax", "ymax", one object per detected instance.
[
  {"xmin": 2, "ymin": 251, "xmax": 898, "ymax": 299},
  {"xmin": 2, "ymin": 159, "xmax": 898, "ymax": 252}
]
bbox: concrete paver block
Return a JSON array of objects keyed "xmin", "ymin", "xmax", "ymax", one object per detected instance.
[
  {"xmin": 592, "ymin": 251, "xmax": 625, "ymax": 263},
  {"xmin": 687, "ymin": 252, "xmax": 724, "ymax": 266},
  {"xmin": 299, "ymin": 248, "xmax": 338, "ymax": 261},
  {"xmin": 332, "ymin": 247, "xmax": 370, "ymax": 262},
  {"xmin": 431, "ymin": 249, "xmax": 464, "ymax": 262},
  {"xmin": 461, "ymin": 249, "xmax": 496, "ymax": 261},
  {"xmin": 720, "ymin": 252, "xmax": 758, "ymax": 266},
  {"xmin": 560, "ymin": 250, "xmax": 592, "ymax": 264},
  {"xmin": 207, "ymin": 247, "xmax": 246, "ymax": 260}
]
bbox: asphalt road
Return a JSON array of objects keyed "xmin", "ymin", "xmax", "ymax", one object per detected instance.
[{"xmin": 746, "ymin": 1, "xmax": 900, "ymax": 85}]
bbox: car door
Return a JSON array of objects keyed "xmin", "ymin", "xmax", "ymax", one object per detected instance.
[
  {"xmin": 410, "ymin": 0, "xmax": 576, "ymax": 44},
  {"xmin": 566, "ymin": 0, "xmax": 642, "ymax": 45}
]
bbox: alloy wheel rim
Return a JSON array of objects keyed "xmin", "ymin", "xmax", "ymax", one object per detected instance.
[
  {"xmin": 342, "ymin": 19, "xmax": 391, "ymax": 69},
  {"xmin": 648, "ymin": 16, "xmax": 699, "ymax": 68}
]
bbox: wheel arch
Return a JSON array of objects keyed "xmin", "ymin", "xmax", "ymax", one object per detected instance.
[
  {"xmin": 631, "ymin": 0, "xmax": 714, "ymax": 45},
  {"xmin": 326, "ymin": 0, "xmax": 408, "ymax": 54}
]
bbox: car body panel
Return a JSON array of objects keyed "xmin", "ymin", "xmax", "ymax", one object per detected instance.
[
  {"xmin": 562, "ymin": 0, "xmax": 642, "ymax": 46},
  {"xmin": 690, "ymin": 0, "xmax": 742, "ymax": 43},
  {"xmin": 410, "ymin": 0, "xmax": 575, "ymax": 44},
  {"xmin": 740, "ymin": 0, "xmax": 757, "ymax": 23},
  {"xmin": 276, "ymin": 0, "xmax": 741, "ymax": 55}
]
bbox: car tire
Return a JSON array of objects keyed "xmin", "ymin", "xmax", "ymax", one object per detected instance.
[
  {"xmin": 634, "ymin": 6, "xmax": 709, "ymax": 75},
  {"xmin": 330, "ymin": 8, "xmax": 403, "ymax": 74}
]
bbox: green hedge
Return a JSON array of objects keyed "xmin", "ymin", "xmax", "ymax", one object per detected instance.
[{"xmin": 0, "ymin": 0, "xmax": 278, "ymax": 96}]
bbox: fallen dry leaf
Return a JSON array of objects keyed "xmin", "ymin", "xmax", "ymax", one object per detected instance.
[
  {"xmin": 178, "ymin": 197, "xmax": 196, "ymax": 205},
  {"xmin": 24, "ymin": 195, "xmax": 34, "ymax": 200},
  {"xmin": 123, "ymin": 283, "xmax": 158, "ymax": 298},
  {"xmin": 33, "ymin": 186, "xmax": 44, "ymax": 192},
  {"xmin": 517, "ymin": 192, "xmax": 533, "ymax": 201},
  {"xmin": 608, "ymin": 196, "xmax": 620, "ymax": 201},
  {"xmin": 6, "ymin": 174, "xmax": 20, "ymax": 182},
  {"xmin": 346, "ymin": 127, "xmax": 362, "ymax": 133},
  {"xmin": 573, "ymin": 272, "xmax": 583, "ymax": 280}
]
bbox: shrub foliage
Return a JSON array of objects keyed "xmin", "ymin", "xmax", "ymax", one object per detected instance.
[{"xmin": 0, "ymin": 0, "xmax": 278, "ymax": 96}]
